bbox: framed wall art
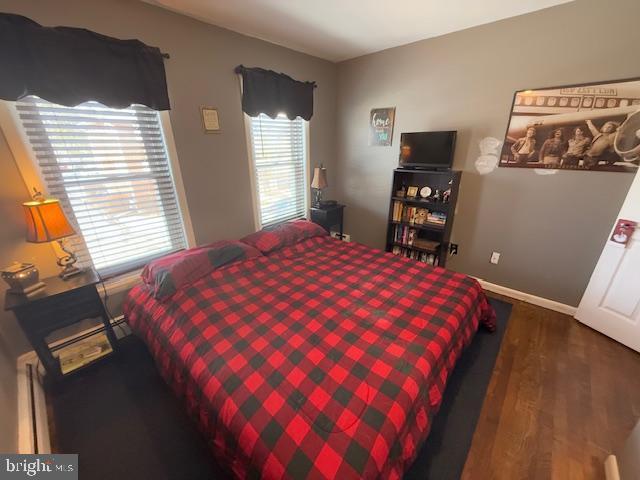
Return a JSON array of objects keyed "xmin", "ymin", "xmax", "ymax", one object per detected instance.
[
  {"xmin": 369, "ymin": 107, "xmax": 395, "ymax": 146},
  {"xmin": 499, "ymin": 78, "xmax": 640, "ymax": 173},
  {"xmin": 201, "ymin": 106, "xmax": 221, "ymax": 133}
]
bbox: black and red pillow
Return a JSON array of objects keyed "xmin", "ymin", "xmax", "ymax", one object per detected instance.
[
  {"xmin": 240, "ymin": 219, "xmax": 327, "ymax": 254},
  {"xmin": 141, "ymin": 240, "xmax": 262, "ymax": 300}
]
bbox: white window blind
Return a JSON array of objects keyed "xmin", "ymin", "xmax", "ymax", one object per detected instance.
[
  {"xmin": 15, "ymin": 96, "xmax": 187, "ymax": 277},
  {"xmin": 249, "ymin": 113, "xmax": 308, "ymax": 227}
]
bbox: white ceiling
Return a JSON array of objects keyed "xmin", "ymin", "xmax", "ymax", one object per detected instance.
[{"xmin": 143, "ymin": 0, "xmax": 573, "ymax": 62}]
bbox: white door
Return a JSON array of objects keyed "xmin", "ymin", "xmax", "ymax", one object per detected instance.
[{"xmin": 576, "ymin": 168, "xmax": 640, "ymax": 352}]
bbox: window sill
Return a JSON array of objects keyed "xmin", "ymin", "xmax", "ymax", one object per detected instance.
[{"xmin": 102, "ymin": 269, "xmax": 142, "ymax": 297}]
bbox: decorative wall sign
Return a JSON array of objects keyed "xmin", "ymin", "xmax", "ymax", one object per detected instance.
[
  {"xmin": 201, "ymin": 106, "xmax": 221, "ymax": 133},
  {"xmin": 499, "ymin": 78, "xmax": 640, "ymax": 173},
  {"xmin": 610, "ymin": 219, "xmax": 637, "ymax": 246},
  {"xmin": 369, "ymin": 107, "xmax": 395, "ymax": 146}
]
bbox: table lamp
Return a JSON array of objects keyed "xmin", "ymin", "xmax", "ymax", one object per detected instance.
[
  {"xmin": 311, "ymin": 164, "xmax": 328, "ymax": 207},
  {"xmin": 23, "ymin": 192, "xmax": 81, "ymax": 279}
]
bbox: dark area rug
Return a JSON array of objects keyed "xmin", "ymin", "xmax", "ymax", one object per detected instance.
[
  {"xmin": 404, "ymin": 297, "xmax": 511, "ymax": 480},
  {"xmin": 47, "ymin": 298, "xmax": 511, "ymax": 480}
]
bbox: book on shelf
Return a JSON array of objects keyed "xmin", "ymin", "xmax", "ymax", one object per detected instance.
[
  {"xmin": 427, "ymin": 211, "xmax": 446, "ymax": 225},
  {"xmin": 402, "ymin": 206, "xmax": 413, "ymax": 223},
  {"xmin": 390, "ymin": 245, "xmax": 439, "ymax": 266},
  {"xmin": 393, "ymin": 225, "xmax": 419, "ymax": 245},
  {"xmin": 393, "ymin": 226, "xmax": 442, "ymax": 253},
  {"xmin": 392, "ymin": 201, "xmax": 402, "ymax": 222},
  {"xmin": 393, "ymin": 202, "xmax": 446, "ymax": 226}
]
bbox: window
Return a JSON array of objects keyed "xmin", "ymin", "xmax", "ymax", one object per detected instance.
[
  {"xmin": 13, "ymin": 96, "xmax": 189, "ymax": 277},
  {"xmin": 248, "ymin": 113, "xmax": 308, "ymax": 228}
]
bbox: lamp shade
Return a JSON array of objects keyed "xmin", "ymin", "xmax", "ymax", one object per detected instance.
[
  {"xmin": 311, "ymin": 166, "xmax": 328, "ymax": 189},
  {"xmin": 23, "ymin": 198, "xmax": 75, "ymax": 243}
]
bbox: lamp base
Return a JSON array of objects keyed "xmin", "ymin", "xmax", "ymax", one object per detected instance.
[
  {"xmin": 56, "ymin": 238, "xmax": 82, "ymax": 280},
  {"xmin": 59, "ymin": 266, "xmax": 82, "ymax": 280},
  {"xmin": 312, "ymin": 188, "xmax": 323, "ymax": 208}
]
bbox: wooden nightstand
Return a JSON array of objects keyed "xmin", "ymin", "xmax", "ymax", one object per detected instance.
[
  {"xmin": 310, "ymin": 204, "xmax": 345, "ymax": 238},
  {"xmin": 4, "ymin": 269, "xmax": 118, "ymax": 381}
]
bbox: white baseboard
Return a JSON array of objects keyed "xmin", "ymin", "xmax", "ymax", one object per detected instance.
[
  {"xmin": 475, "ymin": 278, "xmax": 578, "ymax": 316},
  {"xmin": 17, "ymin": 351, "xmax": 50, "ymax": 454}
]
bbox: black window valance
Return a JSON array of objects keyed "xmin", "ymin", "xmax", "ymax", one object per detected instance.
[
  {"xmin": 235, "ymin": 65, "xmax": 315, "ymax": 121},
  {"xmin": 0, "ymin": 13, "xmax": 170, "ymax": 110}
]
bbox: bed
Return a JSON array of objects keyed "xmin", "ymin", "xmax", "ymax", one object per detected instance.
[{"xmin": 124, "ymin": 221, "xmax": 495, "ymax": 479}]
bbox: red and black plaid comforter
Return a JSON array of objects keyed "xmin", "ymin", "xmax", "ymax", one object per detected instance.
[{"xmin": 124, "ymin": 236, "xmax": 495, "ymax": 479}]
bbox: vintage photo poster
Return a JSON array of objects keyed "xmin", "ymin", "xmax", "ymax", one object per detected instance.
[
  {"xmin": 369, "ymin": 107, "xmax": 396, "ymax": 146},
  {"xmin": 500, "ymin": 78, "xmax": 640, "ymax": 172}
]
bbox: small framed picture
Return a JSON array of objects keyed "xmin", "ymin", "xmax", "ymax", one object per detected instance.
[
  {"xmin": 406, "ymin": 186, "xmax": 419, "ymax": 197},
  {"xmin": 201, "ymin": 106, "xmax": 221, "ymax": 133},
  {"xmin": 369, "ymin": 107, "xmax": 396, "ymax": 146}
]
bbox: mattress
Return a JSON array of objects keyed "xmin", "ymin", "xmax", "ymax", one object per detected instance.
[{"xmin": 124, "ymin": 235, "xmax": 495, "ymax": 479}]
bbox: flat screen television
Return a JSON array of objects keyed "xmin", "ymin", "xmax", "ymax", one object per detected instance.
[{"xmin": 399, "ymin": 131, "xmax": 457, "ymax": 169}]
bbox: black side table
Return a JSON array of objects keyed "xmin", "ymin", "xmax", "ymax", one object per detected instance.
[
  {"xmin": 4, "ymin": 269, "xmax": 118, "ymax": 381},
  {"xmin": 310, "ymin": 204, "xmax": 345, "ymax": 238}
]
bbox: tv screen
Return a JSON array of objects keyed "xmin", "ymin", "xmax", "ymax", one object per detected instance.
[{"xmin": 399, "ymin": 131, "xmax": 457, "ymax": 169}]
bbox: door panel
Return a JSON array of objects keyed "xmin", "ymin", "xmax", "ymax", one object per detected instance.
[
  {"xmin": 602, "ymin": 240, "xmax": 640, "ymax": 318},
  {"xmin": 576, "ymin": 169, "xmax": 640, "ymax": 352}
]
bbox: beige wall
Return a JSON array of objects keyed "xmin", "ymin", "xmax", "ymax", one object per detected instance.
[
  {"xmin": 0, "ymin": 128, "xmax": 61, "ymax": 452},
  {"xmin": 334, "ymin": 0, "xmax": 638, "ymax": 307},
  {"xmin": 0, "ymin": 0, "xmax": 337, "ymax": 451}
]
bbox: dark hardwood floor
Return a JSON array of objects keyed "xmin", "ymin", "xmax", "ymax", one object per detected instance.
[
  {"xmin": 46, "ymin": 293, "xmax": 640, "ymax": 479},
  {"xmin": 462, "ymin": 294, "xmax": 640, "ymax": 480}
]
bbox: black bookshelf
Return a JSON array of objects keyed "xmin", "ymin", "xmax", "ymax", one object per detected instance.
[{"xmin": 385, "ymin": 168, "xmax": 462, "ymax": 267}]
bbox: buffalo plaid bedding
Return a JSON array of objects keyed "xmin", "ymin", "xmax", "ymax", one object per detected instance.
[{"xmin": 124, "ymin": 235, "xmax": 495, "ymax": 479}]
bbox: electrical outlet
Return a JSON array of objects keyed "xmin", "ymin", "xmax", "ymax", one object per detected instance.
[
  {"xmin": 490, "ymin": 251, "xmax": 500, "ymax": 264},
  {"xmin": 449, "ymin": 243, "xmax": 458, "ymax": 255}
]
